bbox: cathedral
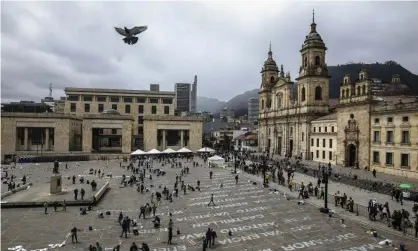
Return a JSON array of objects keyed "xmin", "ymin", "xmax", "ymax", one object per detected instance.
[
  {"xmin": 258, "ymin": 12, "xmax": 330, "ymax": 160},
  {"xmin": 258, "ymin": 13, "xmax": 418, "ymax": 178}
]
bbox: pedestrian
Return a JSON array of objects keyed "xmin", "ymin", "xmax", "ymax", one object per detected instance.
[
  {"xmin": 74, "ymin": 188, "xmax": 79, "ymax": 200},
  {"xmin": 208, "ymin": 194, "xmax": 215, "ymax": 206},
  {"xmin": 152, "ymin": 204, "xmax": 157, "ymax": 216},
  {"xmin": 209, "ymin": 171, "xmax": 213, "ymax": 179},
  {"xmin": 44, "ymin": 202, "xmax": 48, "ymax": 214},
  {"xmin": 71, "ymin": 226, "xmax": 78, "ymax": 243},
  {"xmin": 235, "ymin": 175, "xmax": 239, "ymax": 184},
  {"xmin": 372, "ymin": 169, "xmax": 376, "ymax": 178},
  {"xmin": 139, "ymin": 206, "xmax": 146, "ymax": 219},
  {"xmin": 211, "ymin": 229, "xmax": 217, "ymax": 246},
  {"xmin": 62, "ymin": 200, "xmax": 66, "ymax": 211},
  {"xmin": 96, "ymin": 242, "xmax": 103, "ymax": 251},
  {"xmin": 81, "ymin": 188, "xmax": 85, "ymax": 200},
  {"xmin": 205, "ymin": 228, "xmax": 212, "ymax": 248},
  {"xmin": 168, "ymin": 219, "xmax": 173, "ymax": 244}
]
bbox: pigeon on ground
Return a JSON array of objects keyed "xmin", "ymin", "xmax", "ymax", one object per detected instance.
[{"xmin": 114, "ymin": 26, "xmax": 148, "ymax": 45}]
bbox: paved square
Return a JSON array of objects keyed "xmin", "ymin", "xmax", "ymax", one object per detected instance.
[{"xmin": 2, "ymin": 159, "xmax": 417, "ymax": 251}]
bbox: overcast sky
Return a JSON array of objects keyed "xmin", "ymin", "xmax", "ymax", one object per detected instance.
[{"xmin": 1, "ymin": 1, "xmax": 418, "ymax": 103}]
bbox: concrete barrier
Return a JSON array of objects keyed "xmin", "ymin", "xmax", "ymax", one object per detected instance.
[
  {"xmin": 1, "ymin": 182, "xmax": 33, "ymax": 199},
  {"xmin": 94, "ymin": 181, "xmax": 110, "ymax": 204}
]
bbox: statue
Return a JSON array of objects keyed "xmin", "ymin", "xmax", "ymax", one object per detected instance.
[
  {"xmin": 53, "ymin": 160, "xmax": 60, "ymax": 174},
  {"xmin": 114, "ymin": 26, "xmax": 148, "ymax": 45}
]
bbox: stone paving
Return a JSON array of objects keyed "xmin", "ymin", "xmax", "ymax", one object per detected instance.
[{"xmin": 1, "ymin": 159, "xmax": 418, "ymax": 251}]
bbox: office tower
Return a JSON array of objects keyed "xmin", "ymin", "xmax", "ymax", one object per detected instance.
[{"xmin": 174, "ymin": 83, "xmax": 192, "ymax": 113}]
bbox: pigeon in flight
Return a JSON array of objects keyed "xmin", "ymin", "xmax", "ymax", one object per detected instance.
[{"xmin": 114, "ymin": 26, "xmax": 148, "ymax": 45}]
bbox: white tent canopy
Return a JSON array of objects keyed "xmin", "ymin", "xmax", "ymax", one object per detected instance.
[
  {"xmin": 131, "ymin": 149, "xmax": 146, "ymax": 155},
  {"xmin": 176, "ymin": 147, "xmax": 192, "ymax": 153},
  {"xmin": 197, "ymin": 147, "xmax": 215, "ymax": 153},
  {"xmin": 208, "ymin": 155, "xmax": 225, "ymax": 166},
  {"xmin": 162, "ymin": 148, "xmax": 176, "ymax": 154},
  {"xmin": 147, "ymin": 149, "xmax": 161, "ymax": 154}
]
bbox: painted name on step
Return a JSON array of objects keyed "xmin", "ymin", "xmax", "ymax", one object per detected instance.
[
  {"xmin": 209, "ymin": 202, "xmax": 248, "ymax": 209},
  {"xmin": 192, "ymin": 214, "xmax": 264, "ymax": 228},
  {"xmin": 176, "ymin": 212, "xmax": 229, "ymax": 222},
  {"xmin": 281, "ymin": 233, "xmax": 357, "ymax": 250},
  {"xmin": 218, "ymin": 230, "xmax": 284, "ymax": 244}
]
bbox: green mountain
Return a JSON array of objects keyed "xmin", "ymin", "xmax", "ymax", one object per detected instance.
[{"xmin": 212, "ymin": 62, "xmax": 418, "ymax": 116}]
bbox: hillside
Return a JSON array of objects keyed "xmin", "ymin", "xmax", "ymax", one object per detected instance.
[
  {"xmin": 204, "ymin": 62, "xmax": 418, "ymax": 116},
  {"xmin": 197, "ymin": 96, "xmax": 226, "ymax": 113}
]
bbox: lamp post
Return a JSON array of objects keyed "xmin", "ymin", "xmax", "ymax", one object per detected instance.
[{"xmin": 324, "ymin": 170, "xmax": 329, "ymax": 209}]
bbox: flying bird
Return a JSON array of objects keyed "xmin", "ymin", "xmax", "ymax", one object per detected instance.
[{"xmin": 114, "ymin": 26, "xmax": 148, "ymax": 45}]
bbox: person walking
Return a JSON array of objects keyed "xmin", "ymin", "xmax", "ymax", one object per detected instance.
[{"xmin": 208, "ymin": 194, "xmax": 215, "ymax": 206}]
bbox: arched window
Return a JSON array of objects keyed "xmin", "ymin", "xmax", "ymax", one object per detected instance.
[
  {"xmin": 261, "ymin": 99, "xmax": 264, "ymax": 109},
  {"xmin": 357, "ymin": 86, "xmax": 361, "ymax": 96},
  {"xmin": 276, "ymin": 95, "xmax": 282, "ymax": 109},
  {"xmin": 344, "ymin": 79, "xmax": 347, "ymax": 84},
  {"xmin": 270, "ymin": 76, "xmax": 275, "ymax": 83},
  {"xmin": 315, "ymin": 56, "xmax": 320, "ymax": 66},
  {"xmin": 301, "ymin": 87, "xmax": 306, "ymax": 101},
  {"xmin": 331, "ymin": 126, "xmax": 335, "ymax": 132},
  {"xmin": 304, "ymin": 57, "xmax": 308, "ymax": 67},
  {"xmin": 360, "ymin": 74, "xmax": 363, "ymax": 80},
  {"xmin": 342, "ymin": 89, "xmax": 345, "ymax": 98},
  {"xmin": 315, "ymin": 86, "xmax": 322, "ymax": 100},
  {"xmin": 362, "ymin": 85, "xmax": 366, "ymax": 95}
]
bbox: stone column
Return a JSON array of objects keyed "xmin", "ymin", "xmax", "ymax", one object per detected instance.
[
  {"xmin": 180, "ymin": 130, "xmax": 184, "ymax": 148},
  {"xmin": 162, "ymin": 130, "xmax": 166, "ymax": 149},
  {"xmin": 24, "ymin": 128, "xmax": 29, "ymax": 151},
  {"xmin": 45, "ymin": 128, "xmax": 50, "ymax": 151}
]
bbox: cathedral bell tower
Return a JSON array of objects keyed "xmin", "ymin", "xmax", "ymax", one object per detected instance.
[
  {"xmin": 296, "ymin": 10, "xmax": 330, "ymax": 111},
  {"xmin": 259, "ymin": 42, "xmax": 279, "ymax": 111}
]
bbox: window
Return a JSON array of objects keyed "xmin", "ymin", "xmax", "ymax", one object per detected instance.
[
  {"xmin": 96, "ymin": 96, "xmax": 106, "ymax": 102},
  {"xmin": 373, "ymin": 131, "xmax": 380, "ymax": 143},
  {"xmin": 360, "ymin": 74, "xmax": 364, "ymax": 80},
  {"xmin": 322, "ymin": 151, "xmax": 325, "ymax": 159},
  {"xmin": 110, "ymin": 96, "xmax": 120, "ymax": 102},
  {"xmin": 311, "ymin": 138, "xmax": 314, "ymax": 146},
  {"xmin": 67, "ymin": 95, "xmax": 79, "ymax": 101},
  {"xmin": 83, "ymin": 96, "xmax": 93, "ymax": 102},
  {"xmin": 401, "ymin": 154, "xmax": 409, "ymax": 167},
  {"xmin": 362, "ymin": 85, "xmax": 366, "ymax": 95},
  {"xmin": 319, "ymin": 127, "xmax": 322, "ymax": 133},
  {"xmin": 385, "ymin": 152, "xmax": 393, "ymax": 165},
  {"xmin": 124, "ymin": 97, "xmax": 133, "ymax": 103},
  {"xmin": 301, "ymin": 87, "xmax": 306, "ymax": 101},
  {"xmin": 342, "ymin": 90, "xmax": 345, "ymax": 98},
  {"xmin": 357, "ymin": 86, "xmax": 360, "ymax": 96},
  {"xmin": 98, "ymin": 104, "xmax": 104, "ymax": 113},
  {"xmin": 313, "ymin": 127, "xmax": 316, "ymax": 132},
  {"xmin": 329, "ymin": 151, "xmax": 332, "ymax": 160},
  {"xmin": 138, "ymin": 105, "xmax": 144, "ymax": 114},
  {"xmin": 401, "ymin": 131, "xmax": 410, "ymax": 144},
  {"xmin": 316, "ymin": 150, "xmax": 319, "ymax": 158},
  {"xmin": 163, "ymin": 98, "xmax": 173, "ymax": 104},
  {"xmin": 270, "ymin": 76, "xmax": 275, "ymax": 83},
  {"xmin": 386, "ymin": 131, "xmax": 393, "ymax": 143},
  {"xmin": 84, "ymin": 104, "xmax": 90, "ymax": 112},
  {"xmin": 402, "ymin": 116, "xmax": 409, "ymax": 122},
  {"xmin": 261, "ymin": 100, "xmax": 264, "ymax": 109},
  {"xmin": 136, "ymin": 97, "xmax": 146, "ymax": 103},
  {"xmin": 112, "ymin": 129, "xmax": 117, "ymax": 135},
  {"xmin": 112, "ymin": 104, "xmax": 117, "ymax": 110},
  {"xmin": 149, "ymin": 98, "xmax": 159, "ymax": 104},
  {"xmin": 387, "ymin": 117, "xmax": 393, "ymax": 123},
  {"xmin": 301, "ymin": 132, "xmax": 304, "ymax": 141},
  {"xmin": 315, "ymin": 86, "xmax": 322, "ymax": 100},
  {"xmin": 125, "ymin": 104, "xmax": 131, "ymax": 114},
  {"xmin": 322, "ymin": 139, "xmax": 326, "ymax": 147},
  {"xmin": 137, "ymin": 127, "xmax": 143, "ymax": 135},
  {"xmin": 325, "ymin": 127, "xmax": 327, "ymax": 132},
  {"xmin": 373, "ymin": 151, "xmax": 380, "ymax": 163},
  {"xmin": 138, "ymin": 116, "xmax": 144, "ymax": 125},
  {"xmin": 329, "ymin": 139, "xmax": 333, "ymax": 148},
  {"xmin": 374, "ymin": 118, "xmax": 380, "ymax": 124},
  {"xmin": 151, "ymin": 105, "xmax": 157, "ymax": 114},
  {"xmin": 315, "ymin": 56, "xmax": 320, "ymax": 66},
  {"xmin": 304, "ymin": 57, "xmax": 308, "ymax": 67},
  {"xmin": 164, "ymin": 106, "xmax": 170, "ymax": 115},
  {"xmin": 316, "ymin": 139, "xmax": 319, "ymax": 147},
  {"xmin": 70, "ymin": 103, "xmax": 76, "ymax": 112},
  {"xmin": 331, "ymin": 126, "xmax": 335, "ymax": 132}
]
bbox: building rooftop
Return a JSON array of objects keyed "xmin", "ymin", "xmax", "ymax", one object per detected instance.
[
  {"xmin": 312, "ymin": 112, "xmax": 337, "ymax": 122},
  {"xmin": 64, "ymin": 87, "xmax": 175, "ymax": 96},
  {"xmin": 143, "ymin": 115, "xmax": 203, "ymax": 122}
]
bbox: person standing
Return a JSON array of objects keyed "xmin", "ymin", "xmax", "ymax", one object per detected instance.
[
  {"xmin": 80, "ymin": 188, "xmax": 85, "ymax": 200},
  {"xmin": 168, "ymin": 219, "xmax": 173, "ymax": 244},
  {"xmin": 74, "ymin": 188, "xmax": 79, "ymax": 200},
  {"xmin": 209, "ymin": 171, "xmax": 213, "ymax": 179},
  {"xmin": 71, "ymin": 227, "xmax": 78, "ymax": 243},
  {"xmin": 152, "ymin": 204, "xmax": 157, "ymax": 216}
]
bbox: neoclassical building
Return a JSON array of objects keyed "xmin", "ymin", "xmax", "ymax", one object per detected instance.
[
  {"xmin": 258, "ymin": 14, "xmax": 418, "ymax": 178},
  {"xmin": 259, "ymin": 14, "xmax": 330, "ymax": 159}
]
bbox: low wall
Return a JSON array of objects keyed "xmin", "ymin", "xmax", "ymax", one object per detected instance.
[
  {"xmin": 94, "ymin": 181, "xmax": 110, "ymax": 203},
  {"xmin": 1, "ymin": 182, "xmax": 33, "ymax": 199}
]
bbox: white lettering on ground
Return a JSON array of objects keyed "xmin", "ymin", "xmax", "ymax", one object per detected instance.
[
  {"xmin": 189, "ymin": 194, "xmax": 228, "ymax": 201},
  {"xmin": 218, "ymin": 230, "xmax": 283, "ymax": 245},
  {"xmin": 209, "ymin": 202, "xmax": 248, "ymax": 209},
  {"xmin": 338, "ymin": 244, "xmax": 383, "ymax": 251},
  {"xmin": 188, "ymin": 197, "xmax": 246, "ymax": 206},
  {"xmin": 192, "ymin": 214, "xmax": 264, "ymax": 228},
  {"xmin": 149, "ymin": 245, "xmax": 187, "ymax": 251},
  {"xmin": 280, "ymin": 233, "xmax": 357, "ymax": 250},
  {"xmin": 176, "ymin": 212, "xmax": 230, "ymax": 222},
  {"xmin": 283, "ymin": 216, "xmax": 311, "ymax": 223}
]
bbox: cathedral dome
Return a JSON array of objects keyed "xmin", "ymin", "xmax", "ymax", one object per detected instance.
[
  {"xmin": 301, "ymin": 11, "xmax": 327, "ymax": 50},
  {"xmin": 261, "ymin": 43, "xmax": 279, "ymax": 73}
]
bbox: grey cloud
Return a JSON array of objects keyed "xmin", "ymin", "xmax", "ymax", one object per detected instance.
[{"xmin": 1, "ymin": 1, "xmax": 418, "ymax": 103}]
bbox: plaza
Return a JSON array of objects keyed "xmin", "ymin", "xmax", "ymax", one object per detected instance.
[{"xmin": 2, "ymin": 158, "xmax": 417, "ymax": 251}]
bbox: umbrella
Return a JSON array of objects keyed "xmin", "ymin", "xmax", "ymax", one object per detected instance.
[{"xmin": 399, "ymin": 183, "xmax": 413, "ymax": 189}]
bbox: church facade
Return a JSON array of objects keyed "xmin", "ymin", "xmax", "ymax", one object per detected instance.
[
  {"xmin": 258, "ymin": 14, "xmax": 330, "ymax": 160},
  {"xmin": 258, "ymin": 14, "xmax": 418, "ymax": 178}
]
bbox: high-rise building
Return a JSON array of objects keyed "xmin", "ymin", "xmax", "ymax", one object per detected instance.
[
  {"xmin": 248, "ymin": 97, "xmax": 259, "ymax": 124},
  {"xmin": 191, "ymin": 75, "xmax": 198, "ymax": 112},
  {"xmin": 174, "ymin": 83, "xmax": 192, "ymax": 113}
]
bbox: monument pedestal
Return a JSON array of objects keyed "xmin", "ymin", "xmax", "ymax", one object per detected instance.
[{"xmin": 50, "ymin": 175, "xmax": 62, "ymax": 194}]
